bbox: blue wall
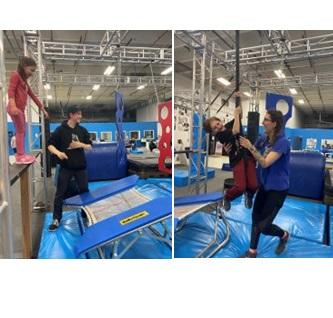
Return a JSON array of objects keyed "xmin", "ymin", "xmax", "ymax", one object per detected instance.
[
  {"xmin": 244, "ymin": 125, "xmax": 333, "ymax": 151},
  {"xmin": 7, "ymin": 121, "xmax": 157, "ymax": 155}
]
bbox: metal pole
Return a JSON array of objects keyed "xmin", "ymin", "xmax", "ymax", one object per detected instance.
[
  {"xmin": 0, "ymin": 31, "xmax": 14, "ymax": 258},
  {"xmin": 37, "ymin": 33, "xmax": 48, "ymax": 206},
  {"xmin": 149, "ymin": 63, "xmax": 160, "ymax": 105},
  {"xmin": 235, "ymin": 30, "xmax": 240, "ymax": 106},
  {"xmin": 196, "ymin": 33, "xmax": 206, "ymax": 194},
  {"xmin": 187, "ymin": 48, "xmax": 196, "ymax": 191}
]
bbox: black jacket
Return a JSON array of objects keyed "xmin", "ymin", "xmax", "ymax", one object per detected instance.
[
  {"xmin": 48, "ymin": 121, "xmax": 92, "ymax": 170},
  {"xmin": 216, "ymin": 119, "xmax": 249, "ymax": 168}
]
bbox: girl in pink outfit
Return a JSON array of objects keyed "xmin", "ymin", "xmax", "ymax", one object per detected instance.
[{"xmin": 7, "ymin": 56, "xmax": 49, "ymax": 164}]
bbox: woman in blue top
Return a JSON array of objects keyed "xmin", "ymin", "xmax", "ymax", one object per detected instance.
[{"xmin": 239, "ymin": 110, "xmax": 290, "ymax": 258}]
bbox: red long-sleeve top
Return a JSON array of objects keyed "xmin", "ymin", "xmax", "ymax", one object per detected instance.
[{"xmin": 7, "ymin": 71, "xmax": 44, "ymax": 111}]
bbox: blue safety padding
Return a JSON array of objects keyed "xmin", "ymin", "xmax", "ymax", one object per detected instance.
[
  {"xmin": 85, "ymin": 143, "xmax": 127, "ymax": 181},
  {"xmin": 175, "ymin": 192, "xmax": 223, "ymax": 206},
  {"xmin": 289, "ymin": 151, "xmax": 325, "ymax": 200},
  {"xmin": 174, "ymin": 168, "xmax": 215, "ymax": 187},
  {"xmin": 137, "ymin": 178, "xmax": 172, "ymax": 193},
  {"xmin": 135, "ymin": 183, "xmax": 171, "ymax": 200},
  {"xmin": 130, "ymin": 148, "xmax": 144, "ymax": 154},
  {"xmin": 222, "ymin": 163, "xmax": 232, "ymax": 171},
  {"xmin": 38, "ymin": 212, "xmax": 97, "ymax": 259},
  {"xmin": 175, "ymin": 212, "xmax": 333, "ymax": 258},
  {"xmin": 225, "ymin": 195, "xmax": 326, "ymax": 244},
  {"xmin": 74, "ymin": 197, "xmax": 172, "ymax": 256},
  {"xmin": 329, "ymin": 206, "xmax": 333, "ymax": 246},
  {"xmin": 64, "ymin": 175, "xmax": 139, "ymax": 206}
]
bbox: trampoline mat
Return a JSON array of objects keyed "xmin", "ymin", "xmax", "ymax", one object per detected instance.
[
  {"xmin": 84, "ymin": 188, "xmax": 150, "ymax": 224},
  {"xmin": 175, "ymin": 203, "xmax": 211, "ymax": 220}
]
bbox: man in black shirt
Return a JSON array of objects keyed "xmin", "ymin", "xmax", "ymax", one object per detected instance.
[
  {"xmin": 47, "ymin": 105, "xmax": 92, "ymax": 231},
  {"xmin": 203, "ymin": 98, "xmax": 257, "ymax": 211}
]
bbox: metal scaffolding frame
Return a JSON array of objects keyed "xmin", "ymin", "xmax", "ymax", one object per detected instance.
[
  {"xmin": 253, "ymin": 72, "xmax": 333, "ymax": 89},
  {"xmin": 185, "ymin": 33, "xmax": 213, "ymax": 194},
  {"xmin": 45, "ymin": 73, "xmax": 172, "ymax": 87},
  {"xmin": 23, "ymin": 31, "xmax": 49, "ymax": 211},
  {"xmin": 223, "ymin": 33, "xmax": 333, "ymax": 65},
  {"xmin": 0, "ymin": 30, "xmax": 14, "ymax": 258},
  {"xmin": 41, "ymin": 41, "xmax": 172, "ymax": 65}
]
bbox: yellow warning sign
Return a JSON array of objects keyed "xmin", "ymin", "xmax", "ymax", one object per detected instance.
[{"xmin": 120, "ymin": 210, "xmax": 149, "ymax": 225}]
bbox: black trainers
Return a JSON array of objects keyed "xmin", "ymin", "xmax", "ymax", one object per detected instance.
[
  {"xmin": 275, "ymin": 231, "xmax": 289, "ymax": 255},
  {"xmin": 244, "ymin": 192, "xmax": 253, "ymax": 209},
  {"xmin": 48, "ymin": 219, "xmax": 60, "ymax": 232},
  {"xmin": 222, "ymin": 198, "xmax": 231, "ymax": 211},
  {"xmin": 240, "ymin": 250, "xmax": 257, "ymax": 258}
]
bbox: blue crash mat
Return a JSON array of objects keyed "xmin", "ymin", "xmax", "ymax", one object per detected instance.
[
  {"xmin": 38, "ymin": 211, "xmax": 96, "ymax": 259},
  {"xmin": 225, "ymin": 196, "xmax": 326, "ymax": 244},
  {"xmin": 174, "ymin": 212, "xmax": 333, "ymax": 258},
  {"xmin": 75, "ymin": 197, "xmax": 172, "ymax": 256},
  {"xmin": 64, "ymin": 175, "xmax": 139, "ymax": 206},
  {"xmin": 174, "ymin": 168, "xmax": 215, "ymax": 187}
]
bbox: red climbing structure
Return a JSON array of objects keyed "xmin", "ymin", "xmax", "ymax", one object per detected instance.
[{"xmin": 158, "ymin": 100, "xmax": 172, "ymax": 174}]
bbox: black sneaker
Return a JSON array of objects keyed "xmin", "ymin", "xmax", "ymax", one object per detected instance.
[
  {"xmin": 222, "ymin": 198, "xmax": 231, "ymax": 211},
  {"xmin": 244, "ymin": 192, "xmax": 253, "ymax": 209},
  {"xmin": 240, "ymin": 250, "xmax": 257, "ymax": 258},
  {"xmin": 48, "ymin": 219, "xmax": 60, "ymax": 232},
  {"xmin": 275, "ymin": 231, "xmax": 289, "ymax": 255}
]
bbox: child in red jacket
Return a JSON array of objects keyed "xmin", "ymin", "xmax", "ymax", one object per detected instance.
[{"xmin": 7, "ymin": 56, "xmax": 49, "ymax": 164}]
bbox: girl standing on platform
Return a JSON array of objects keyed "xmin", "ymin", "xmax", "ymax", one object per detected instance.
[{"xmin": 7, "ymin": 56, "xmax": 49, "ymax": 164}]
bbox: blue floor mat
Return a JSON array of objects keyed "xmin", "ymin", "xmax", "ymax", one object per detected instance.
[
  {"xmin": 39, "ymin": 178, "xmax": 172, "ymax": 259},
  {"xmin": 175, "ymin": 212, "xmax": 333, "ymax": 258},
  {"xmin": 226, "ymin": 195, "xmax": 326, "ymax": 244},
  {"xmin": 174, "ymin": 168, "xmax": 215, "ymax": 187}
]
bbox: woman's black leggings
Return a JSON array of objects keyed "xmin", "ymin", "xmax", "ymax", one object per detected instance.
[{"xmin": 250, "ymin": 187, "xmax": 288, "ymax": 250}]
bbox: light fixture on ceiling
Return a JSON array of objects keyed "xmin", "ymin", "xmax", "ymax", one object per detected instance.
[
  {"xmin": 47, "ymin": 95, "xmax": 52, "ymax": 100},
  {"xmin": 289, "ymin": 88, "xmax": 297, "ymax": 95},
  {"xmin": 44, "ymin": 83, "xmax": 51, "ymax": 90},
  {"xmin": 243, "ymin": 92, "xmax": 252, "ymax": 97},
  {"xmin": 104, "ymin": 66, "xmax": 115, "ymax": 76},
  {"xmin": 217, "ymin": 77, "xmax": 231, "ymax": 86},
  {"xmin": 92, "ymin": 84, "xmax": 100, "ymax": 91},
  {"xmin": 298, "ymin": 99, "xmax": 305, "ymax": 104},
  {"xmin": 161, "ymin": 66, "xmax": 172, "ymax": 75},
  {"xmin": 86, "ymin": 95, "xmax": 92, "ymax": 100},
  {"xmin": 274, "ymin": 69, "xmax": 286, "ymax": 79},
  {"xmin": 137, "ymin": 85, "xmax": 146, "ymax": 90}
]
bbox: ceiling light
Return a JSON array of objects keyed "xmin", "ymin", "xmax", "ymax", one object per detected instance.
[
  {"xmin": 274, "ymin": 69, "xmax": 286, "ymax": 79},
  {"xmin": 86, "ymin": 95, "xmax": 92, "ymax": 100},
  {"xmin": 47, "ymin": 95, "xmax": 52, "ymax": 100},
  {"xmin": 298, "ymin": 99, "xmax": 304, "ymax": 104},
  {"xmin": 104, "ymin": 66, "xmax": 115, "ymax": 76},
  {"xmin": 217, "ymin": 77, "xmax": 231, "ymax": 86},
  {"xmin": 44, "ymin": 83, "xmax": 50, "ymax": 90},
  {"xmin": 289, "ymin": 88, "xmax": 297, "ymax": 95},
  {"xmin": 161, "ymin": 66, "xmax": 172, "ymax": 75},
  {"xmin": 137, "ymin": 85, "xmax": 146, "ymax": 90},
  {"xmin": 243, "ymin": 92, "xmax": 252, "ymax": 97},
  {"xmin": 92, "ymin": 84, "xmax": 100, "ymax": 91}
]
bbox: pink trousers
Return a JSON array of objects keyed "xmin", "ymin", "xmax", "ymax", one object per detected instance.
[{"xmin": 7, "ymin": 107, "xmax": 26, "ymax": 156}]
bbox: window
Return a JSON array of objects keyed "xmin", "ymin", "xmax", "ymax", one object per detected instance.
[
  {"xmin": 144, "ymin": 130, "xmax": 154, "ymax": 140},
  {"xmin": 129, "ymin": 130, "xmax": 140, "ymax": 140},
  {"xmin": 89, "ymin": 132, "xmax": 98, "ymax": 142},
  {"xmin": 100, "ymin": 131, "xmax": 112, "ymax": 142}
]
